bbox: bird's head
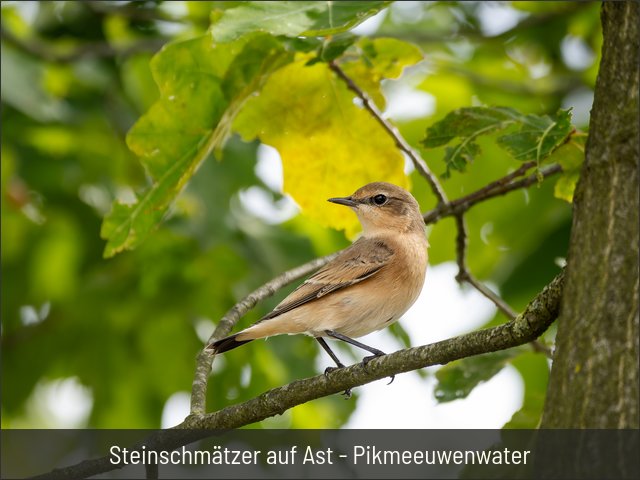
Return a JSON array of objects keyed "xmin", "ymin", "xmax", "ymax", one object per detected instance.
[{"xmin": 328, "ymin": 182, "xmax": 425, "ymax": 237}]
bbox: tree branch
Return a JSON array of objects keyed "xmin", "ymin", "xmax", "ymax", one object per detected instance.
[
  {"xmin": 454, "ymin": 213, "xmax": 518, "ymax": 319},
  {"xmin": 190, "ymin": 253, "xmax": 340, "ymax": 415},
  {"xmin": 451, "ymin": 191, "xmax": 553, "ymax": 358},
  {"xmin": 423, "ymin": 163, "xmax": 563, "ymax": 224},
  {"xmin": 184, "ymin": 267, "xmax": 562, "ymax": 429}
]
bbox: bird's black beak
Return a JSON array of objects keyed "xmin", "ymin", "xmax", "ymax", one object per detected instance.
[{"xmin": 328, "ymin": 196, "xmax": 358, "ymax": 207}]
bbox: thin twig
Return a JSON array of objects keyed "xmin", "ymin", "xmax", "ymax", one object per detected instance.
[
  {"xmin": 453, "ymin": 214, "xmax": 469, "ymax": 277},
  {"xmin": 329, "ymin": 61, "xmax": 449, "ymax": 205},
  {"xmin": 462, "ymin": 271, "xmax": 519, "ymax": 320},
  {"xmin": 423, "ymin": 163, "xmax": 563, "ymax": 224},
  {"xmin": 190, "ymin": 252, "xmax": 340, "ymax": 416},
  {"xmin": 454, "ymin": 214, "xmax": 518, "ymax": 319},
  {"xmin": 454, "ymin": 213, "xmax": 552, "ymax": 358},
  {"xmin": 464, "ymin": 160, "xmax": 537, "ymax": 201}
]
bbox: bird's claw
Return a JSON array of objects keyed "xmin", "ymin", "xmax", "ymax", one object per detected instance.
[
  {"xmin": 324, "ymin": 365, "xmax": 352, "ymax": 398},
  {"xmin": 324, "ymin": 366, "xmax": 337, "ymax": 377},
  {"xmin": 361, "ymin": 353, "xmax": 394, "ymax": 385},
  {"xmin": 361, "ymin": 355, "xmax": 374, "ymax": 368},
  {"xmin": 361, "ymin": 352, "xmax": 385, "ymax": 369},
  {"xmin": 324, "ymin": 364, "xmax": 345, "ymax": 377}
]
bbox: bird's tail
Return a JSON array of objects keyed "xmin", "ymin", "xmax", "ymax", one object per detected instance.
[{"xmin": 207, "ymin": 333, "xmax": 254, "ymax": 354}]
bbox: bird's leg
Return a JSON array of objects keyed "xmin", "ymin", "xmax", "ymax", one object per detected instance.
[
  {"xmin": 324, "ymin": 330, "xmax": 386, "ymax": 358},
  {"xmin": 324, "ymin": 330, "xmax": 395, "ymax": 385},
  {"xmin": 316, "ymin": 337, "xmax": 346, "ymax": 373},
  {"xmin": 316, "ymin": 337, "xmax": 351, "ymax": 398}
]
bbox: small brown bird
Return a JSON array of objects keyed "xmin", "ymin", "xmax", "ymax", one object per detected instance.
[{"xmin": 208, "ymin": 182, "xmax": 428, "ymax": 385}]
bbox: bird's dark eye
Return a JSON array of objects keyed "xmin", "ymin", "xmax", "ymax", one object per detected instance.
[{"xmin": 372, "ymin": 194, "xmax": 387, "ymax": 206}]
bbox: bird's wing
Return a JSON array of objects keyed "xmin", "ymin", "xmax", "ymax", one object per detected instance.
[{"xmin": 260, "ymin": 237, "xmax": 395, "ymax": 321}]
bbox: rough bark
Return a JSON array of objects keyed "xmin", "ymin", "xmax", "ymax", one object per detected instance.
[{"xmin": 541, "ymin": 1, "xmax": 639, "ymax": 428}]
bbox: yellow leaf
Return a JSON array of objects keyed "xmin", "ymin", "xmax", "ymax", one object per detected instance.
[{"xmin": 233, "ymin": 57, "xmax": 409, "ymax": 237}]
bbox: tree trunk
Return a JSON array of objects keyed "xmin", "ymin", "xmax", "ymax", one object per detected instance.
[{"xmin": 541, "ymin": 2, "xmax": 639, "ymax": 428}]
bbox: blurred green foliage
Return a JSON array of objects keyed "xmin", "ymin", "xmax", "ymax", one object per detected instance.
[{"xmin": 1, "ymin": 1, "xmax": 600, "ymax": 428}]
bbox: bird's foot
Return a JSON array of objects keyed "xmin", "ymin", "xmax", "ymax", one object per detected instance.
[
  {"xmin": 324, "ymin": 363, "xmax": 345, "ymax": 377},
  {"xmin": 361, "ymin": 352, "xmax": 385, "ymax": 368},
  {"xmin": 323, "ymin": 364, "xmax": 351, "ymax": 398}
]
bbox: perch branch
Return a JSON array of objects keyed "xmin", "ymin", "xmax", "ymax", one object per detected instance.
[{"xmin": 423, "ymin": 163, "xmax": 563, "ymax": 224}]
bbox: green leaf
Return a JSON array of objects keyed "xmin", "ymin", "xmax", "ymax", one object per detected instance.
[
  {"xmin": 434, "ymin": 350, "xmax": 520, "ymax": 403},
  {"xmin": 496, "ymin": 109, "xmax": 574, "ymax": 162},
  {"xmin": 421, "ymin": 106, "xmax": 576, "ymax": 178},
  {"xmin": 422, "ymin": 106, "xmax": 522, "ymax": 177},
  {"xmin": 211, "ymin": 1, "xmax": 391, "ymax": 42},
  {"xmin": 422, "ymin": 107, "xmax": 520, "ymax": 148},
  {"xmin": 101, "ymin": 34, "xmax": 291, "ymax": 257},
  {"xmin": 443, "ymin": 141, "xmax": 480, "ymax": 175}
]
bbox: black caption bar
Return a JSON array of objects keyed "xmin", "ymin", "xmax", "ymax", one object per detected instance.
[{"xmin": 1, "ymin": 429, "xmax": 638, "ymax": 479}]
